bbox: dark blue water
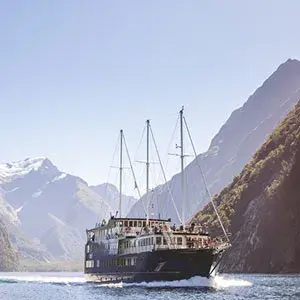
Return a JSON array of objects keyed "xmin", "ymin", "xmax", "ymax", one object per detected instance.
[{"xmin": 0, "ymin": 272, "xmax": 300, "ymax": 299}]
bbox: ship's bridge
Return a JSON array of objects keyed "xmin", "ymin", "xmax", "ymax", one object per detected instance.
[{"xmin": 87, "ymin": 216, "xmax": 172, "ymax": 241}]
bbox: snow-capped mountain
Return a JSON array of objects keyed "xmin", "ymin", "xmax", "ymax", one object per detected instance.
[
  {"xmin": 128, "ymin": 59, "xmax": 300, "ymax": 223},
  {"xmin": 0, "ymin": 157, "xmax": 57, "ymax": 183},
  {"xmin": 0, "ymin": 157, "xmax": 126, "ymax": 261}
]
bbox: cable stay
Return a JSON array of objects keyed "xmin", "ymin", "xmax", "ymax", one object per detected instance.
[
  {"xmin": 107, "ymin": 129, "xmax": 144, "ymax": 220},
  {"xmin": 149, "ymin": 124, "xmax": 183, "ymax": 224},
  {"xmin": 183, "ymin": 116, "xmax": 230, "ymax": 243},
  {"xmin": 123, "ymin": 134, "xmax": 142, "ymax": 200}
]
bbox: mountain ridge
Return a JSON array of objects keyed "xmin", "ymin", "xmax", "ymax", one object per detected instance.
[{"xmin": 128, "ymin": 58, "xmax": 300, "ymax": 223}]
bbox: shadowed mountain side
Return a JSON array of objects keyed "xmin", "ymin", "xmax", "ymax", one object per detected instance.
[{"xmin": 193, "ymin": 101, "xmax": 300, "ymax": 273}]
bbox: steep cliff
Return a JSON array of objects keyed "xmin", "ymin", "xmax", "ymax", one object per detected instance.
[
  {"xmin": 0, "ymin": 217, "xmax": 18, "ymax": 271},
  {"xmin": 193, "ymin": 101, "xmax": 300, "ymax": 273}
]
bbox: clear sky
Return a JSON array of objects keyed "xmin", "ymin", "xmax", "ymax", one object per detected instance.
[{"xmin": 0, "ymin": 1, "xmax": 299, "ymax": 190}]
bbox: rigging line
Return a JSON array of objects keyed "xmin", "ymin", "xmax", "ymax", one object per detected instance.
[
  {"xmin": 106, "ymin": 132, "xmax": 120, "ymax": 183},
  {"xmin": 183, "ymin": 116, "xmax": 230, "ymax": 242},
  {"xmin": 157, "ymin": 114, "xmax": 180, "ymax": 184},
  {"xmin": 123, "ymin": 134, "xmax": 142, "ymax": 201},
  {"xmin": 133, "ymin": 123, "xmax": 149, "ymax": 215},
  {"xmin": 149, "ymin": 124, "xmax": 183, "ymax": 224},
  {"xmin": 123, "ymin": 133, "xmax": 147, "ymax": 215},
  {"xmin": 104, "ymin": 132, "xmax": 121, "ymax": 216},
  {"xmin": 138, "ymin": 166, "xmax": 148, "ymax": 215},
  {"xmin": 134, "ymin": 123, "xmax": 146, "ymax": 162}
]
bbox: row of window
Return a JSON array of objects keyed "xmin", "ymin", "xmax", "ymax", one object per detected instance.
[
  {"xmin": 85, "ymin": 258, "xmax": 137, "ymax": 269},
  {"xmin": 119, "ymin": 220, "xmax": 166, "ymax": 228},
  {"xmin": 87, "ymin": 236, "xmax": 184, "ymax": 254}
]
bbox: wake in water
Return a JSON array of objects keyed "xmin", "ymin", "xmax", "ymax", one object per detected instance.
[
  {"xmin": 0, "ymin": 272, "xmax": 86, "ymax": 285},
  {"xmin": 120, "ymin": 275, "xmax": 252, "ymax": 289},
  {"xmin": 0, "ymin": 273, "xmax": 252, "ymax": 289}
]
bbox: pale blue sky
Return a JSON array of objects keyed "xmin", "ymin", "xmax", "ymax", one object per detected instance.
[{"xmin": 0, "ymin": 1, "xmax": 299, "ymax": 189}]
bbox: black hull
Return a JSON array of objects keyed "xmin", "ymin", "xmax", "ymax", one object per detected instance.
[{"xmin": 85, "ymin": 248, "xmax": 220, "ymax": 283}]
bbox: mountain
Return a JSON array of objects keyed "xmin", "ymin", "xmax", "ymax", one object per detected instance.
[
  {"xmin": 193, "ymin": 101, "xmax": 300, "ymax": 273},
  {"xmin": 128, "ymin": 59, "xmax": 300, "ymax": 223},
  {"xmin": 0, "ymin": 157, "xmax": 112, "ymax": 261},
  {"xmin": 90, "ymin": 183, "xmax": 137, "ymax": 217}
]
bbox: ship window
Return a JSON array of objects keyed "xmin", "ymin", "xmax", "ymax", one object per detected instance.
[
  {"xmin": 156, "ymin": 237, "xmax": 162, "ymax": 245},
  {"xmin": 143, "ymin": 221, "xmax": 146, "ymax": 227},
  {"xmin": 151, "ymin": 237, "xmax": 154, "ymax": 244},
  {"xmin": 177, "ymin": 237, "xmax": 183, "ymax": 245},
  {"xmin": 134, "ymin": 221, "xmax": 137, "ymax": 227},
  {"xmin": 138, "ymin": 221, "xmax": 142, "ymax": 227},
  {"xmin": 163, "ymin": 238, "xmax": 167, "ymax": 245},
  {"xmin": 129, "ymin": 221, "xmax": 133, "ymax": 227},
  {"xmin": 124, "ymin": 221, "xmax": 128, "ymax": 227},
  {"xmin": 97, "ymin": 260, "xmax": 100, "ymax": 267},
  {"xmin": 86, "ymin": 260, "xmax": 94, "ymax": 268}
]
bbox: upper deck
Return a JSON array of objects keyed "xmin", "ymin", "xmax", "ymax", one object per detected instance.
[
  {"xmin": 87, "ymin": 217, "xmax": 172, "ymax": 232},
  {"xmin": 84, "ymin": 216, "xmax": 221, "ymax": 255}
]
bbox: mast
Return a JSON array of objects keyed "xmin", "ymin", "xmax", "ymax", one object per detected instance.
[
  {"xmin": 119, "ymin": 129, "xmax": 123, "ymax": 218},
  {"xmin": 146, "ymin": 119, "xmax": 150, "ymax": 224},
  {"xmin": 180, "ymin": 107, "xmax": 185, "ymax": 229}
]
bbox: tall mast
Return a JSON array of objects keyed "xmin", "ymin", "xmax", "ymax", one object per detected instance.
[
  {"xmin": 180, "ymin": 107, "xmax": 185, "ymax": 229},
  {"xmin": 146, "ymin": 119, "xmax": 150, "ymax": 224},
  {"xmin": 119, "ymin": 129, "xmax": 123, "ymax": 218}
]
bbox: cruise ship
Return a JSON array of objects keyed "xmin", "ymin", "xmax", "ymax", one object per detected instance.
[{"xmin": 84, "ymin": 108, "xmax": 230, "ymax": 283}]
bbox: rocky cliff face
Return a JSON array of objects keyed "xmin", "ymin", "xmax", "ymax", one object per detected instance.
[
  {"xmin": 0, "ymin": 209, "xmax": 18, "ymax": 271},
  {"xmin": 194, "ymin": 101, "xmax": 300, "ymax": 273},
  {"xmin": 128, "ymin": 59, "xmax": 300, "ymax": 223}
]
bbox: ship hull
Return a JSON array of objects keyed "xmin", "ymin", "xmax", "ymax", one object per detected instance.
[{"xmin": 85, "ymin": 248, "xmax": 220, "ymax": 283}]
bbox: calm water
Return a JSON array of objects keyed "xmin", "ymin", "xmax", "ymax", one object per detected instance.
[{"xmin": 0, "ymin": 272, "xmax": 300, "ymax": 299}]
